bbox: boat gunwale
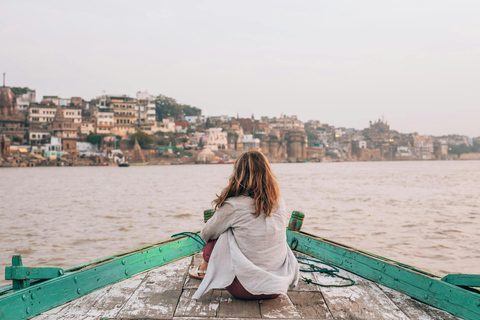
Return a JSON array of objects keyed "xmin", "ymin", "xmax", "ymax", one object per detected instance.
[
  {"xmin": 287, "ymin": 229, "xmax": 480, "ymax": 320},
  {"xmin": 0, "ymin": 234, "xmax": 204, "ymax": 320}
]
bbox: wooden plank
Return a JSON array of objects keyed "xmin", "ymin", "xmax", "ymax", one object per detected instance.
[
  {"xmin": 260, "ymin": 294, "xmax": 302, "ymax": 319},
  {"xmin": 85, "ymin": 269, "xmax": 148, "ymax": 318},
  {"xmin": 30, "ymin": 286, "xmax": 108, "ymax": 319},
  {"xmin": 288, "ymin": 291, "xmax": 334, "ymax": 319},
  {"xmin": 174, "ymin": 289, "xmax": 221, "ymax": 317},
  {"xmin": 287, "ymin": 230, "xmax": 480, "ymax": 320},
  {"xmin": 216, "ymin": 290, "xmax": 262, "ymax": 318},
  {"xmin": 184, "ymin": 252, "xmax": 204, "ymax": 289},
  {"xmin": 378, "ymin": 284, "xmax": 461, "ymax": 320},
  {"xmin": 318, "ymin": 268, "xmax": 411, "ymax": 320},
  {"xmin": 115, "ymin": 257, "xmax": 190, "ymax": 319},
  {"xmin": 0, "ymin": 235, "xmax": 203, "ymax": 320}
]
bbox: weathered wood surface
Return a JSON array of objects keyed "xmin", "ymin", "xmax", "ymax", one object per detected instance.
[
  {"xmin": 114, "ymin": 257, "xmax": 191, "ymax": 319},
  {"xmin": 31, "ymin": 251, "xmax": 463, "ymax": 320},
  {"xmin": 378, "ymin": 284, "xmax": 461, "ymax": 320}
]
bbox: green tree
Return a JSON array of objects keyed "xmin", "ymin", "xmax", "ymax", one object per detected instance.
[
  {"xmin": 87, "ymin": 132, "xmax": 101, "ymax": 146},
  {"xmin": 130, "ymin": 131, "xmax": 153, "ymax": 148},
  {"xmin": 10, "ymin": 87, "xmax": 30, "ymax": 95},
  {"xmin": 155, "ymin": 94, "xmax": 202, "ymax": 121},
  {"xmin": 448, "ymin": 144, "xmax": 470, "ymax": 156}
]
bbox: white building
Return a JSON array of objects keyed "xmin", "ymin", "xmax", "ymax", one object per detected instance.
[
  {"xmin": 16, "ymin": 89, "xmax": 36, "ymax": 113},
  {"xmin": 76, "ymin": 142, "xmax": 101, "ymax": 156},
  {"xmin": 63, "ymin": 107, "xmax": 82, "ymax": 124},
  {"xmin": 203, "ymin": 128, "xmax": 228, "ymax": 151},
  {"xmin": 156, "ymin": 118, "xmax": 176, "ymax": 133},
  {"xmin": 185, "ymin": 115, "xmax": 206, "ymax": 124},
  {"xmin": 242, "ymin": 134, "xmax": 260, "ymax": 150},
  {"xmin": 28, "ymin": 104, "xmax": 57, "ymax": 124},
  {"xmin": 28, "ymin": 130, "xmax": 51, "ymax": 146}
]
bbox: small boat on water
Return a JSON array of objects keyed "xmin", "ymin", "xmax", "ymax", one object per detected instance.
[
  {"xmin": 1, "ymin": 211, "xmax": 478, "ymax": 320},
  {"xmin": 117, "ymin": 162, "xmax": 129, "ymax": 167}
]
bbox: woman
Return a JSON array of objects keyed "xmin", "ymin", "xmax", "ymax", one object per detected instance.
[{"xmin": 191, "ymin": 150, "xmax": 299, "ymax": 300}]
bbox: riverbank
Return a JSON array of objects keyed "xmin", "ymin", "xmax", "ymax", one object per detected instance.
[{"xmin": 2, "ymin": 149, "xmax": 480, "ymax": 168}]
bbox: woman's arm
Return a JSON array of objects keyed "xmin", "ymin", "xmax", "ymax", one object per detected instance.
[{"xmin": 200, "ymin": 201, "xmax": 236, "ymax": 242}]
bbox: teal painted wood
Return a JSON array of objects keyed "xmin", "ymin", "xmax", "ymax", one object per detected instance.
[
  {"xmin": 287, "ymin": 230, "xmax": 480, "ymax": 320},
  {"xmin": 288, "ymin": 211, "xmax": 304, "ymax": 232},
  {"xmin": 0, "ymin": 235, "xmax": 204, "ymax": 320},
  {"xmin": 5, "ymin": 264, "xmax": 63, "ymax": 281},
  {"xmin": 204, "ymin": 209, "xmax": 215, "ymax": 223},
  {"xmin": 11, "ymin": 256, "xmax": 30, "ymax": 290},
  {"xmin": 442, "ymin": 274, "xmax": 480, "ymax": 287}
]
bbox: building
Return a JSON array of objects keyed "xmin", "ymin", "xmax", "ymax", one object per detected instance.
[
  {"xmin": 81, "ymin": 117, "xmax": 97, "ymax": 135},
  {"xmin": 28, "ymin": 130, "xmax": 51, "ymax": 146},
  {"xmin": 15, "ymin": 88, "xmax": 36, "ymax": 113},
  {"xmin": 203, "ymin": 128, "xmax": 228, "ymax": 151},
  {"xmin": 242, "ymin": 134, "xmax": 260, "ymax": 150},
  {"xmin": 27, "ymin": 103, "xmax": 57, "ymax": 126},
  {"xmin": 110, "ymin": 96, "xmax": 136, "ymax": 137},
  {"xmin": 413, "ymin": 133, "xmax": 434, "ymax": 160},
  {"xmin": 363, "ymin": 119, "xmax": 391, "ymax": 143},
  {"xmin": 44, "ymin": 136, "xmax": 63, "ymax": 160},
  {"xmin": 185, "ymin": 115, "xmax": 206, "ymax": 124}
]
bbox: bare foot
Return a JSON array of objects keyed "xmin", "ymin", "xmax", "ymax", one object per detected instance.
[{"xmin": 199, "ymin": 261, "xmax": 208, "ymax": 272}]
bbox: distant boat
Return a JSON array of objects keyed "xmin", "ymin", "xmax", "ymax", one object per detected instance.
[
  {"xmin": 118, "ymin": 162, "xmax": 129, "ymax": 167},
  {"xmin": 130, "ymin": 138, "xmax": 148, "ymax": 166}
]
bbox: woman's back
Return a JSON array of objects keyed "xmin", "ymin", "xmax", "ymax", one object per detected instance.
[{"xmin": 229, "ymin": 196, "xmax": 288, "ymax": 272}]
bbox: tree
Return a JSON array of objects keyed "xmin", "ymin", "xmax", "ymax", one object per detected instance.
[
  {"xmin": 155, "ymin": 94, "xmax": 202, "ymax": 121},
  {"xmin": 87, "ymin": 132, "xmax": 101, "ymax": 146},
  {"xmin": 130, "ymin": 131, "xmax": 153, "ymax": 148},
  {"xmin": 10, "ymin": 87, "xmax": 30, "ymax": 95},
  {"xmin": 448, "ymin": 144, "xmax": 470, "ymax": 156}
]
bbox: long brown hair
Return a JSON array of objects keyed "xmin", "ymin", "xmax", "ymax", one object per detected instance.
[{"xmin": 212, "ymin": 150, "xmax": 280, "ymax": 217}]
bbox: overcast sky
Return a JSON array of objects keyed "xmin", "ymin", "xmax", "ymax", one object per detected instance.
[{"xmin": 1, "ymin": 1, "xmax": 479, "ymax": 136}]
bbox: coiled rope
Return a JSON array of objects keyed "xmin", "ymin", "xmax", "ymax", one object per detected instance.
[{"xmin": 292, "ymin": 239, "xmax": 355, "ymax": 288}]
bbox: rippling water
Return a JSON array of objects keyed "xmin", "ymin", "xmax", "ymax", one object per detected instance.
[{"xmin": 1, "ymin": 161, "xmax": 479, "ymax": 286}]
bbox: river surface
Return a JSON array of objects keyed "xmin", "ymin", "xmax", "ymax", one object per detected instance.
[{"xmin": 1, "ymin": 161, "xmax": 479, "ymax": 286}]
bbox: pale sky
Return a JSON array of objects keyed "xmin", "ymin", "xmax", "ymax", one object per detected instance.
[{"xmin": 1, "ymin": 1, "xmax": 479, "ymax": 136}]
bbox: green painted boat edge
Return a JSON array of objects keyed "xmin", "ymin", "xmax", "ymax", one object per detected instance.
[
  {"xmin": 0, "ymin": 234, "xmax": 204, "ymax": 320},
  {"xmin": 287, "ymin": 230, "xmax": 480, "ymax": 320}
]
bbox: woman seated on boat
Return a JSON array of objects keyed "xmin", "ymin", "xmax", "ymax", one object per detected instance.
[{"xmin": 191, "ymin": 150, "xmax": 299, "ymax": 300}]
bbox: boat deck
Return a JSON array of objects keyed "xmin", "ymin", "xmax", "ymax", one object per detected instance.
[{"xmin": 31, "ymin": 252, "xmax": 461, "ymax": 320}]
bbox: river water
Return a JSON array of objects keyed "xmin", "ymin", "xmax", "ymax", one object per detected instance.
[{"xmin": 1, "ymin": 161, "xmax": 479, "ymax": 286}]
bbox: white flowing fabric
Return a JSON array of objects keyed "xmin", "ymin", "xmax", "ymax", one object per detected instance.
[{"xmin": 192, "ymin": 196, "xmax": 299, "ymax": 299}]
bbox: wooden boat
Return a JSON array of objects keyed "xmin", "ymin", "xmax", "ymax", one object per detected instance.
[
  {"xmin": 1, "ymin": 211, "xmax": 478, "ymax": 320},
  {"xmin": 117, "ymin": 162, "xmax": 129, "ymax": 167}
]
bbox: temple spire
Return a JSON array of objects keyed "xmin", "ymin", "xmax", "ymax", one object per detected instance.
[{"xmin": 2, "ymin": 73, "xmax": 5, "ymax": 87}]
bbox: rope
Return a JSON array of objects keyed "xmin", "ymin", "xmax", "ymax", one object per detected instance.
[
  {"xmin": 171, "ymin": 232, "xmax": 206, "ymax": 247},
  {"xmin": 292, "ymin": 239, "xmax": 355, "ymax": 288}
]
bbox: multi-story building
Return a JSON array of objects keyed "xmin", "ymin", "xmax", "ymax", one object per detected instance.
[
  {"xmin": 110, "ymin": 96, "xmax": 136, "ymax": 137},
  {"xmin": 81, "ymin": 117, "xmax": 96, "ymax": 135},
  {"xmin": 267, "ymin": 115, "xmax": 305, "ymax": 131},
  {"xmin": 413, "ymin": 133, "xmax": 434, "ymax": 160},
  {"xmin": 27, "ymin": 103, "xmax": 57, "ymax": 126},
  {"xmin": 203, "ymin": 128, "xmax": 228, "ymax": 151},
  {"xmin": 135, "ymin": 92, "xmax": 156, "ymax": 132},
  {"xmin": 63, "ymin": 106, "xmax": 82, "ymax": 124}
]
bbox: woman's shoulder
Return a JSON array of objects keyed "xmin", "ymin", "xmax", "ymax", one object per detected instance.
[{"xmin": 225, "ymin": 195, "xmax": 252, "ymax": 207}]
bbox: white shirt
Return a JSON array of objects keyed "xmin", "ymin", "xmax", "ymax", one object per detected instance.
[{"xmin": 192, "ymin": 196, "xmax": 299, "ymax": 299}]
